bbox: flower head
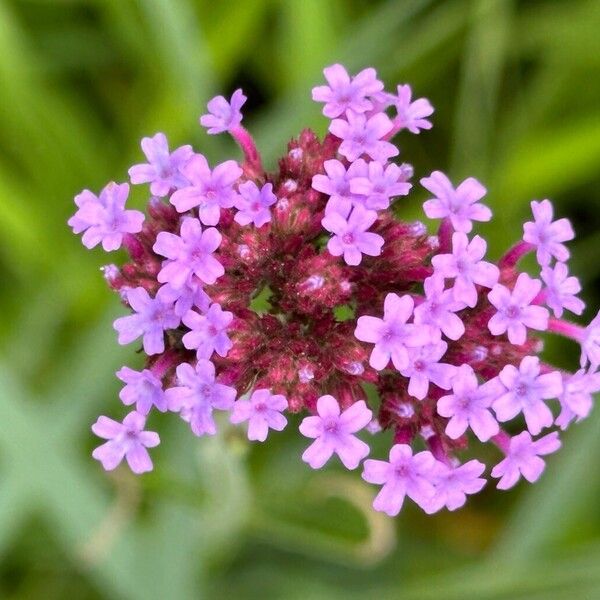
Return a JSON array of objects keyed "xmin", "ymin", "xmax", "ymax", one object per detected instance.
[
  {"xmin": 437, "ymin": 364, "xmax": 501, "ymax": 442},
  {"xmin": 312, "ymin": 159, "xmax": 367, "ymax": 211},
  {"xmin": 165, "ymin": 360, "xmax": 236, "ymax": 436},
  {"xmin": 230, "ymin": 389, "xmax": 288, "ymax": 441},
  {"xmin": 491, "ymin": 431, "xmax": 561, "ymax": 490},
  {"xmin": 523, "ymin": 199, "xmax": 574, "ymax": 266},
  {"xmin": 362, "ymin": 444, "xmax": 437, "ymax": 516},
  {"xmin": 117, "ymin": 366, "xmax": 167, "ymax": 415},
  {"xmin": 200, "ymin": 89, "xmax": 246, "ymax": 134},
  {"xmin": 355, "ymin": 293, "xmax": 434, "ymax": 371},
  {"xmin": 487, "ymin": 273, "xmax": 549, "ymax": 345},
  {"xmin": 128, "ymin": 133, "xmax": 193, "ymax": 196},
  {"xmin": 92, "ymin": 411, "xmax": 159, "ymax": 474},
  {"xmin": 234, "ymin": 181, "xmax": 277, "ymax": 227},
  {"xmin": 494, "ymin": 356, "xmax": 562, "ymax": 435},
  {"xmin": 170, "ymin": 154, "xmax": 242, "ymax": 223},
  {"xmin": 421, "ymin": 171, "xmax": 491, "ymax": 233},
  {"xmin": 69, "ymin": 182, "xmax": 144, "ymax": 251},
  {"xmin": 312, "ymin": 64, "xmax": 383, "ymax": 118},
  {"xmin": 299, "ymin": 395, "xmax": 372, "ymax": 469},
  {"xmin": 391, "ymin": 84, "xmax": 434, "ymax": 134},
  {"xmin": 322, "ymin": 204, "xmax": 384, "ymax": 265},
  {"xmin": 431, "ymin": 232, "xmax": 499, "ymax": 307},
  {"xmin": 349, "ymin": 161, "xmax": 412, "ymax": 210},
  {"xmin": 182, "ymin": 303, "xmax": 233, "ymax": 359}
]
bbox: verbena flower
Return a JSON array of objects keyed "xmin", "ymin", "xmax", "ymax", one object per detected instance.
[{"xmin": 71, "ymin": 63, "xmax": 597, "ymax": 516}]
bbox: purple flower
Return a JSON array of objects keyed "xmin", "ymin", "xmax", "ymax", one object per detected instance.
[
  {"xmin": 311, "ymin": 64, "xmax": 383, "ymax": 118},
  {"xmin": 541, "ymin": 262, "xmax": 585, "ymax": 318},
  {"xmin": 349, "ymin": 161, "xmax": 412, "ymax": 210},
  {"xmin": 399, "ymin": 341, "xmax": 456, "ymax": 400},
  {"xmin": 234, "ymin": 181, "xmax": 277, "ymax": 227},
  {"xmin": 170, "ymin": 154, "xmax": 242, "ymax": 223},
  {"xmin": 491, "ymin": 431, "xmax": 561, "ymax": 490},
  {"xmin": 165, "ymin": 360, "xmax": 236, "ymax": 436},
  {"xmin": 355, "ymin": 293, "xmax": 435, "ymax": 371},
  {"xmin": 437, "ymin": 364, "xmax": 501, "ymax": 442},
  {"xmin": 230, "ymin": 389, "xmax": 288, "ymax": 441},
  {"xmin": 391, "ymin": 84, "xmax": 434, "ymax": 134},
  {"xmin": 431, "ymin": 232, "xmax": 499, "ymax": 308},
  {"xmin": 322, "ymin": 205, "xmax": 384, "ymax": 265},
  {"xmin": 68, "ymin": 182, "xmax": 144, "ymax": 251},
  {"xmin": 487, "ymin": 273, "xmax": 550, "ymax": 345},
  {"xmin": 423, "ymin": 460, "xmax": 486, "ymax": 514},
  {"xmin": 362, "ymin": 444, "xmax": 437, "ymax": 515},
  {"xmin": 413, "ymin": 276, "xmax": 467, "ymax": 341},
  {"xmin": 329, "ymin": 111, "xmax": 398, "ymax": 162},
  {"xmin": 113, "ymin": 286, "xmax": 179, "ymax": 355},
  {"xmin": 116, "ymin": 366, "xmax": 167, "ymax": 415},
  {"xmin": 581, "ymin": 310, "xmax": 600, "ymax": 370},
  {"xmin": 556, "ymin": 369, "xmax": 600, "ymax": 429},
  {"xmin": 92, "ymin": 411, "xmax": 159, "ymax": 474},
  {"xmin": 128, "ymin": 133, "xmax": 193, "ymax": 196},
  {"xmin": 200, "ymin": 89, "xmax": 246, "ymax": 134},
  {"xmin": 421, "ymin": 171, "xmax": 491, "ymax": 233},
  {"xmin": 182, "ymin": 303, "xmax": 233, "ymax": 359},
  {"xmin": 523, "ymin": 199, "xmax": 574, "ymax": 266},
  {"xmin": 494, "ymin": 356, "xmax": 562, "ymax": 435},
  {"xmin": 299, "ymin": 395, "xmax": 372, "ymax": 469},
  {"xmin": 158, "ymin": 279, "xmax": 211, "ymax": 318},
  {"xmin": 312, "ymin": 159, "xmax": 368, "ymax": 211},
  {"xmin": 153, "ymin": 217, "xmax": 223, "ymax": 289}
]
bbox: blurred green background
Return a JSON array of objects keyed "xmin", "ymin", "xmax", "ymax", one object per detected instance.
[{"xmin": 0, "ymin": 0, "xmax": 599, "ymax": 598}]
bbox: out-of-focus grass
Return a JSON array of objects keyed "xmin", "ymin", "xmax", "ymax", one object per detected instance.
[{"xmin": 0, "ymin": 1, "xmax": 598, "ymax": 598}]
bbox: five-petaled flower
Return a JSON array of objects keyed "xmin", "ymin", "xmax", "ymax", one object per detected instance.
[
  {"xmin": 200, "ymin": 89, "xmax": 246, "ymax": 134},
  {"xmin": 182, "ymin": 303, "xmax": 233, "ymax": 359},
  {"xmin": 230, "ymin": 389, "xmax": 288, "ymax": 441}
]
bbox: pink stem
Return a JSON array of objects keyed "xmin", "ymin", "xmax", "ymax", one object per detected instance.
[
  {"xmin": 230, "ymin": 125, "xmax": 264, "ymax": 178},
  {"xmin": 428, "ymin": 435, "xmax": 452, "ymax": 466},
  {"xmin": 383, "ymin": 116, "xmax": 404, "ymax": 141},
  {"xmin": 437, "ymin": 218, "xmax": 453, "ymax": 254},
  {"xmin": 122, "ymin": 233, "xmax": 145, "ymax": 261},
  {"xmin": 499, "ymin": 241, "xmax": 534, "ymax": 269},
  {"xmin": 150, "ymin": 349, "xmax": 180, "ymax": 378},
  {"xmin": 547, "ymin": 317, "xmax": 584, "ymax": 342},
  {"xmin": 491, "ymin": 430, "xmax": 511, "ymax": 454}
]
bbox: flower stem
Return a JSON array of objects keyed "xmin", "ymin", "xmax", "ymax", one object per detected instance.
[
  {"xmin": 230, "ymin": 125, "xmax": 264, "ymax": 178},
  {"xmin": 499, "ymin": 241, "xmax": 534, "ymax": 269},
  {"xmin": 547, "ymin": 317, "xmax": 584, "ymax": 342}
]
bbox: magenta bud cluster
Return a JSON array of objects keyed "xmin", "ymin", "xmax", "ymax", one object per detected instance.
[{"xmin": 70, "ymin": 63, "xmax": 599, "ymax": 516}]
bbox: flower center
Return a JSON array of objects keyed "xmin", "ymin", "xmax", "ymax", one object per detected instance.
[
  {"xmin": 506, "ymin": 305, "xmax": 520, "ymax": 319},
  {"xmin": 324, "ymin": 419, "xmax": 339, "ymax": 433},
  {"xmin": 342, "ymin": 232, "xmax": 355, "ymax": 245},
  {"xmin": 208, "ymin": 325, "xmax": 218, "ymax": 337}
]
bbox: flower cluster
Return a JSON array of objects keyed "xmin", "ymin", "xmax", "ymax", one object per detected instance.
[{"xmin": 71, "ymin": 63, "xmax": 599, "ymax": 516}]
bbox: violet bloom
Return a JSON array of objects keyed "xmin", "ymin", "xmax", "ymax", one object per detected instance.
[
  {"xmin": 399, "ymin": 341, "xmax": 456, "ymax": 400},
  {"xmin": 312, "ymin": 159, "xmax": 368, "ymax": 212},
  {"xmin": 170, "ymin": 154, "xmax": 242, "ymax": 224},
  {"xmin": 494, "ymin": 356, "xmax": 563, "ymax": 435},
  {"xmin": 92, "ymin": 411, "xmax": 159, "ymax": 474},
  {"xmin": 362, "ymin": 444, "xmax": 437, "ymax": 516},
  {"xmin": 113, "ymin": 286, "xmax": 179, "ymax": 355},
  {"xmin": 311, "ymin": 64, "xmax": 383, "ymax": 118},
  {"xmin": 437, "ymin": 364, "xmax": 502, "ymax": 442},
  {"xmin": 182, "ymin": 303, "xmax": 233, "ymax": 359},
  {"xmin": 200, "ymin": 89, "xmax": 246, "ymax": 134},
  {"xmin": 158, "ymin": 279, "xmax": 211, "ymax": 318},
  {"xmin": 116, "ymin": 366, "xmax": 167, "ymax": 415},
  {"xmin": 165, "ymin": 360, "xmax": 236, "ymax": 436},
  {"xmin": 421, "ymin": 171, "xmax": 492, "ymax": 233},
  {"xmin": 68, "ymin": 182, "xmax": 144, "ymax": 251},
  {"xmin": 491, "ymin": 431, "xmax": 561, "ymax": 490},
  {"xmin": 128, "ymin": 133, "xmax": 193, "ymax": 196},
  {"xmin": 541, "ymin": 262, "xmax": 585, "ymax": 318},
  {"xmin": 349, "ymin": 161, "xmax": 412, "ymax": 210},
  {"xmin": 581, "ymin": 310, "xmax": 600, "ymax": 370},
  {"xmin": 355, "ymin": 293, "xmax": 434, "ymax": 371},
  {"xmin": 431, "ymin": 232, "xmax": 499, "ymax": 308},
  {"xmin": 322, "ymin": 204, "xmax": 384, "ymax": 266},
  {"xmin": 230, "ymin": 389, "xmax": 288, "ymax": 442},
  {"xmin": 153, "ymin": 217, "xmax": 224, "ymax": 289},
  {"xmin": 392, "ymin": 84, "xmax": 434, "ymax": 134},
  {"xmin": 487, "ymin": 273, "xmax": 550, "ymax": 345},
  {"xmin": 523, "ymin": 199, "xmax": 574, "ymax": 266},
  {"xmin": 329, "ymin": 111, "xmax": 398, "ymax": 162},
  {"xmin": 423, "ymin": 460, "xmax": 486, "ymax": 514},
  {"xmin": 556, "ymin": 369, "xmax": 600, "ymax": 429},
  {"xmin": 299, "ymin": 395, "xmax": 372, "ymax": 469},
  {"xmin": 234, "ymin": 181, "xmax": 277, "ymax": 227},
  {"xmin": 413, "ymin": 276, "xmax": 467, "ymax": 341}
]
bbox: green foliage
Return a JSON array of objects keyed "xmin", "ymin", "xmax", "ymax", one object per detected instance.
[{"xmin": 0, "ymin": 0, "xmax": 598, "ymax": 598}]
